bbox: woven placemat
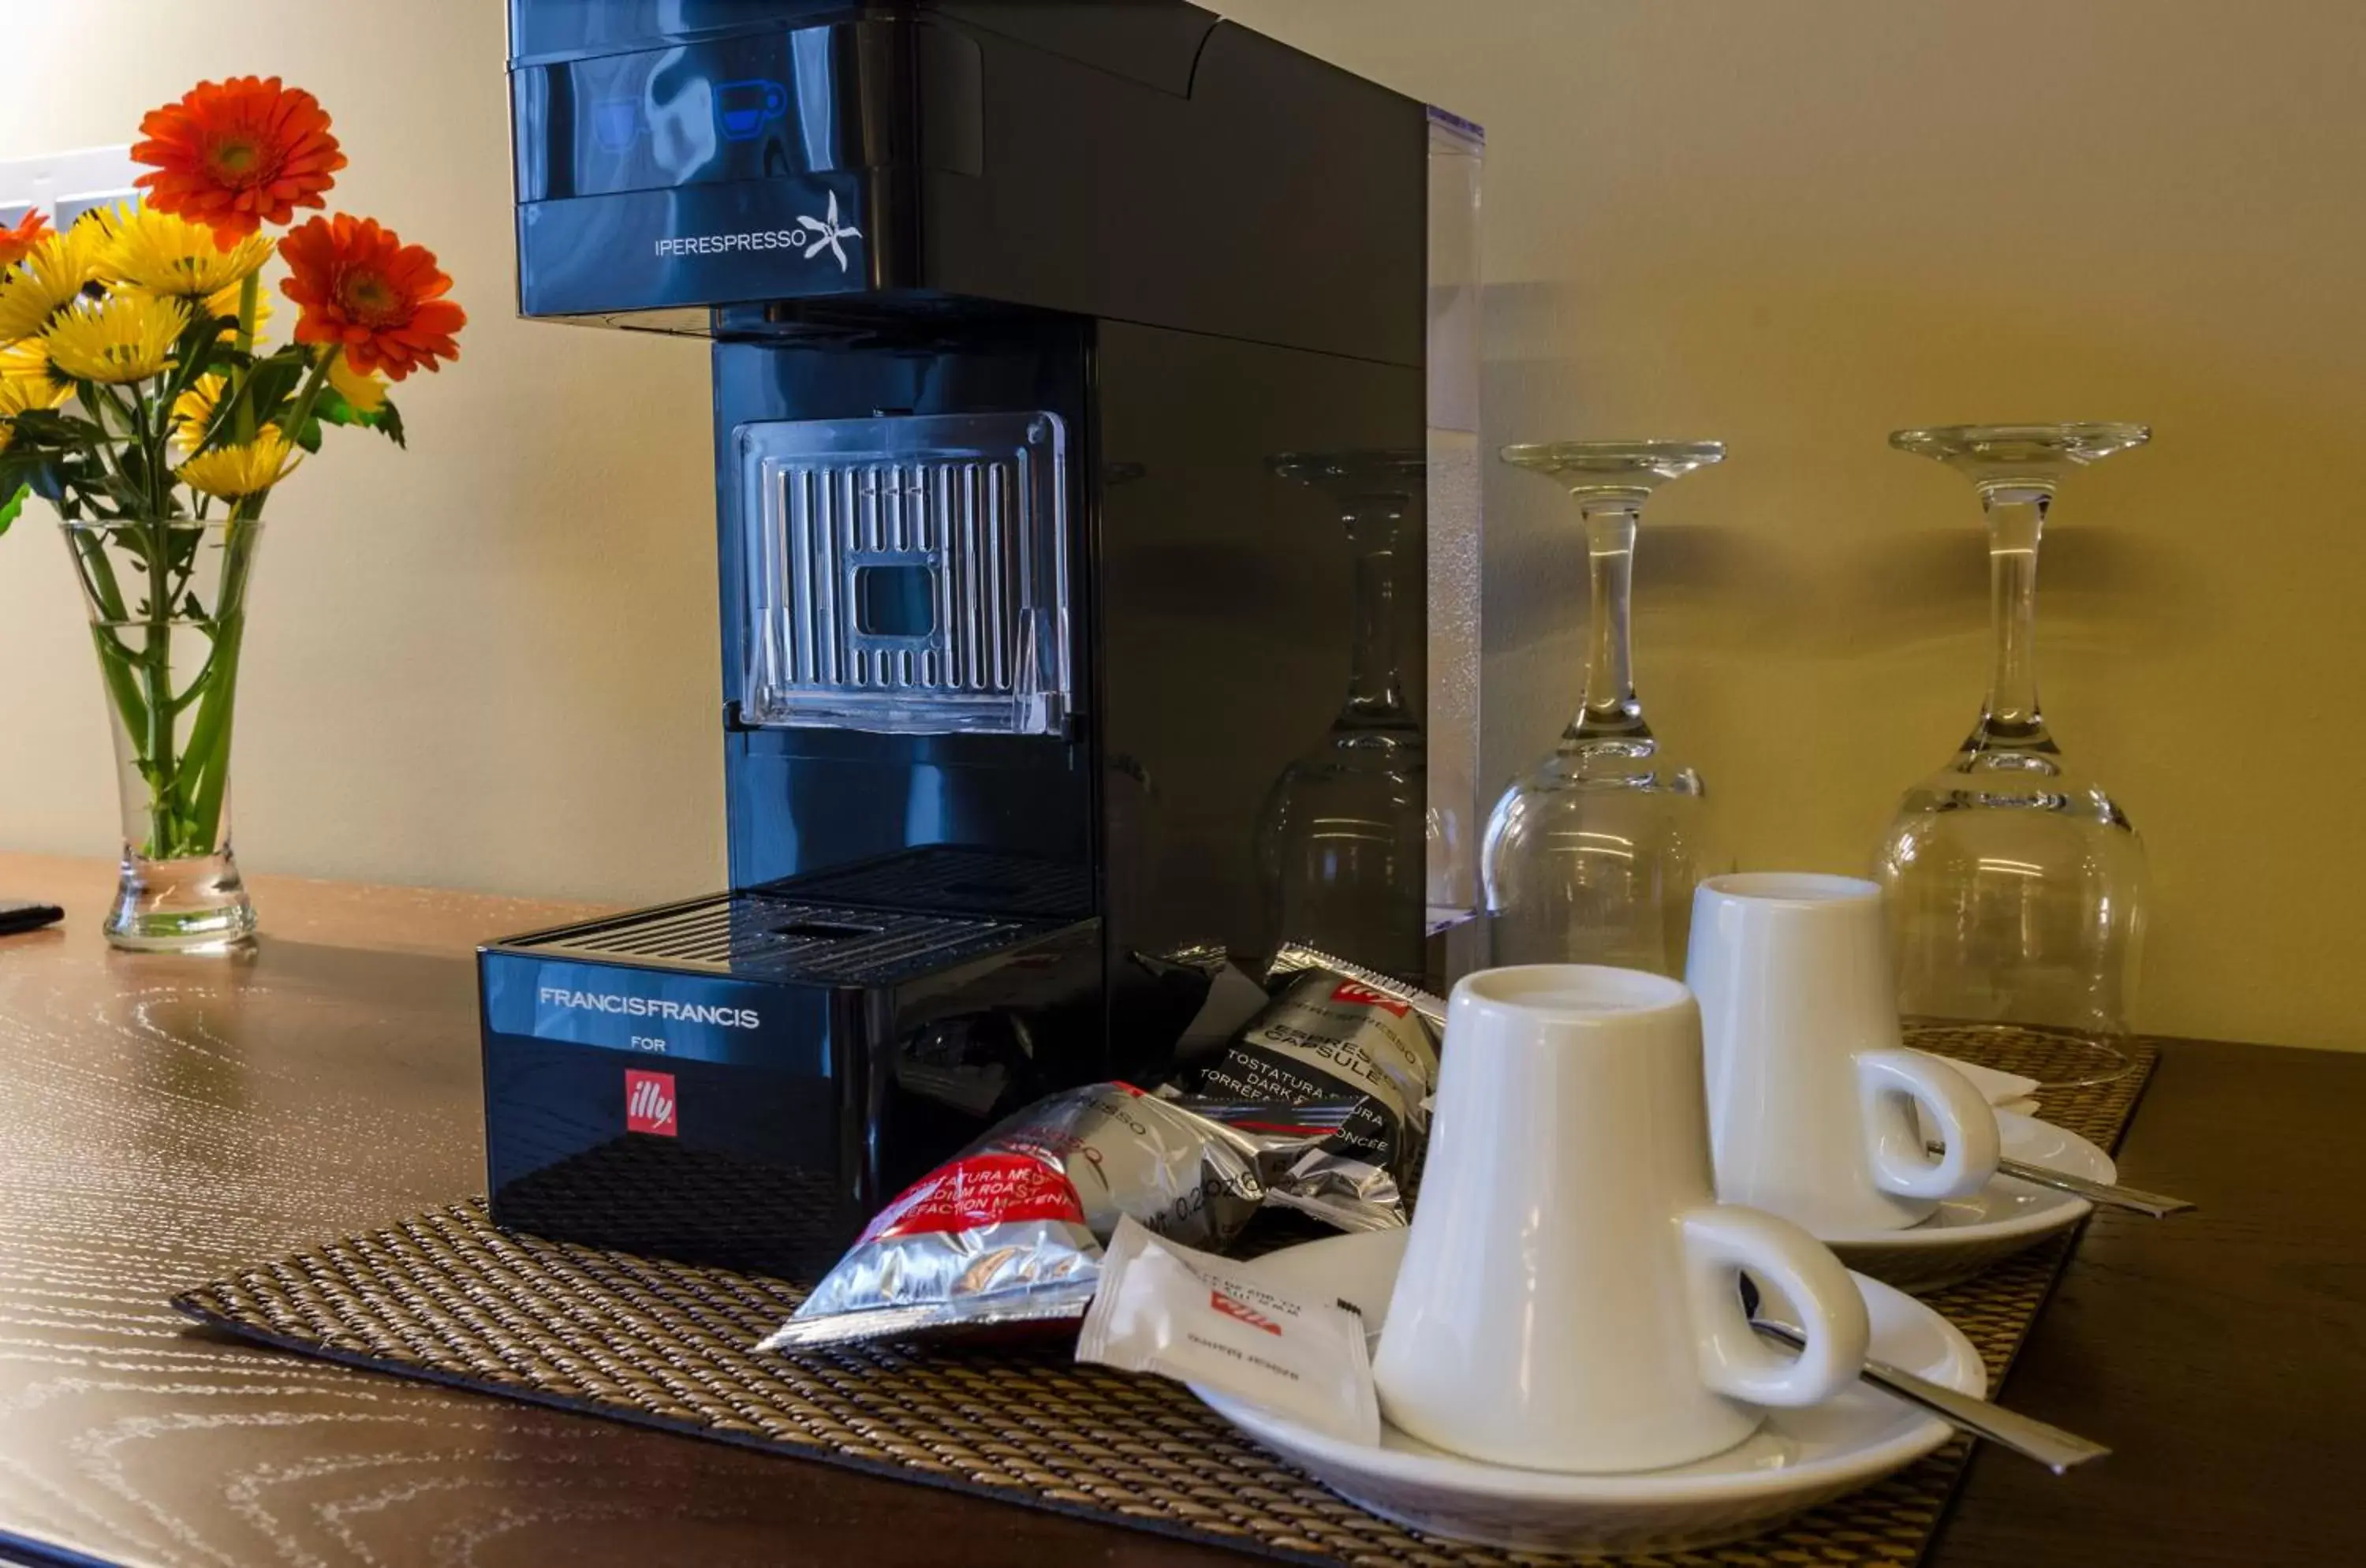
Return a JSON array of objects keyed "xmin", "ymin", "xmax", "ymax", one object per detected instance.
[{"xmin": 173, "ymin": 1030, "xmax": 2156, "ymax": 1567}]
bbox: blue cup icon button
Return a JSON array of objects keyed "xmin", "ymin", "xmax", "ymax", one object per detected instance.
[{"xmin": 715, "ymin": 78, "xmax": 789, "ymax": 141}]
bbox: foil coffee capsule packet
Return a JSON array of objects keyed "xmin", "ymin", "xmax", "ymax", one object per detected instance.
[
  {"xmin": 759, "ymin": 1083, "xmax": 1350, "ymax": 1353},
  {"xmin": 1166, "ymin": 970, "xmax": 1441, "ymax": 1231},
  {"xmin": 1077, "ymin": 1215, "xmax": 1380, "ymax": 1447},
  {"xmin": 1123, "ymin": 943, "xmax": 1276, "ymax": 1072}
]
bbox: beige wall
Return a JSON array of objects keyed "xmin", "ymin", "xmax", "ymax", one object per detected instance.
[
  {"xmin": 0, "ymin": 0, "xmax": 726, "ymax": 911},
  {"xmin": 2, "ymin": 2, "xmax": 2360, "ymax": 1049}
]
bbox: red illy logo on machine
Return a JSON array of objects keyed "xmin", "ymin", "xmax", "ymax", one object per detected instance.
[{"xmin": 625, "ymin": 1070, "xmax": 678, "ymax": 1137}]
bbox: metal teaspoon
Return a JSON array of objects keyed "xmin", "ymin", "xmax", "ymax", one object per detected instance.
[
  {"xmin": 1925, "ymin": 1141, "xmax": 2195, "ymax": 1217},
  {"xmin": 1745, "ymin": 1316, "xmax": 2110, "ymax": 1473}
]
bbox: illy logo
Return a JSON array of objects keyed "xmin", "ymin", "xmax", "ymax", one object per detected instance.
[
  {"xmin": 625, "ymin": 1070, "xmax": 677, "ymax": 1137},
  {"xmin": 1331, "ymin": 980, "xmax": 1412, "ymax": 1019},
  {"xmin": 1209, "ymin": 1289, "xmax": 1282, "ymax": 1336}
]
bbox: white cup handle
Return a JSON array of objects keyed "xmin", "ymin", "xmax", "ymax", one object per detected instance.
[
  {"xmin": 1856, "ymin": 1048, "xmax": 2002, "ymax": 1201},
  {"xmin": 1681, "ymin": 1206, "xmax": 1870, "ymax": 1409}
]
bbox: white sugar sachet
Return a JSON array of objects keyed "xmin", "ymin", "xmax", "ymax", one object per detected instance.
[
  {"xmin": 1911, "ymin": 1049, "xmax": 2042, "ymax": 1141},
  {"xmin": 1076, "ymin": 1216, "xmax": 1380, "ymax": 1447},
  {"xmin": 1916, "ymin": 1050, "xmax": 2039, "ymax": 1107}
]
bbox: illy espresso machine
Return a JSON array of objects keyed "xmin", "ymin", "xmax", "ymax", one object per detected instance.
[{"xmin": 480, "ymin": 0, "xmax": 1484, "ymax": 1279}]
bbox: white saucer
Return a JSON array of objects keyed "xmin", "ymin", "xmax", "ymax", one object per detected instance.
[
  {"xmin": 1189, "ymin": 1228, "xmax": 1983, "ymax": 1555},
  {"xmin": 1823, "ymin": 1112, "xmax": 2115, "ymax": 1292}
]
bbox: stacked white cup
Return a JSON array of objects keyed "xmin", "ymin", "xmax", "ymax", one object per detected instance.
[{"xmin": 1368, "ymin": 873, "xmax": 1998, "ymax": 1473}]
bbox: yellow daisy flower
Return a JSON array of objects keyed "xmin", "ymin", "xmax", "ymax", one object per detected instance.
[
  {"xmin": 0, "ymin": 370, "xmax": 73, "ymax": 456},
  {"xmin": 0, "ymin": 335, "xmax": 67, "ymax": 390},
  {"xmin": 177, "ymin": 425, "xmax": 299, "ymax": 498},
  {"xmin": 171, "ymin": 372, "xmax": 227, "ymax": 449},
  {"xmin": 0, "ymin": 220, "xmax": 107, "ymax": 342},
  {"xmin": 327, "ymin": 349, "xmax": 386, "ymax": 413},
  {"xmin": 76, "ymin": 200, "xmax": 132, "ymax": 239},
  {"xmin": 99, "ymin": 203, "xmax": 272, "ymax": 300},
  {"xmin": 41, "ymin": 292, "xmax": 191, "ymax": 383},
  {"xmin": 0, "ymin": 367, "xmax": 70, "ymax": 413}
]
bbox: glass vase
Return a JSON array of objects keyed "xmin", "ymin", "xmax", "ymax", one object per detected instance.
[
  {"xmin": 62, "ymin": 517, "xmax": 263, "ymax": 952},
  {"xmin": 1873, "ymin": 424, "xmax": 2150, "ymax": 1088},
  {"xmin": 1255, "ymin": 451, "xmax": 1427, "ymax": 983},
  {"xmin": 1482, "ymin": 441, "xmax": 1727, "ymax": 975}
]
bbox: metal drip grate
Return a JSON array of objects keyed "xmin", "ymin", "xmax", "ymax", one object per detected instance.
[{"xmin": 502, "ymin": 894, "xmax": 1046, "ymax": 985}]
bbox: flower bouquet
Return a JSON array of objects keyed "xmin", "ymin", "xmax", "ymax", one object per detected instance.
[{"xmin": 0, "ymin": 77, "xmax": 463, "ymax": 950}]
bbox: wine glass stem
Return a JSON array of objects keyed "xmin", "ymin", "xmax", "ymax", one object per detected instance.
[
  {"xmin": 1568, "ymin": 500, "xmax": 1648, "ymax": 743},
  {"xmin": 1976, "ymin": 487, "xmax": 2054, "ymax": 751},
  {"xmin": 1343, "ymin": 507, "xmax": 1408, "ymax": 724}
]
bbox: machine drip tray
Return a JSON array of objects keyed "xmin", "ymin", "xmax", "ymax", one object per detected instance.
[{"xmin": 495, "ymin": 892, "xmax": 1053, "ymax": 987}]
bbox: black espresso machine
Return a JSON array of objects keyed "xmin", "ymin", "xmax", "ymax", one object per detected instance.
[{"xmin": 481, "ymin": 0, "xmax": 1485, "ymax": 1279}]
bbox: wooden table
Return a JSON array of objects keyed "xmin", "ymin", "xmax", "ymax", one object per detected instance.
[{"xmin": 0, "ymin": 853, "xmax": 2356, "ymax": 1568}]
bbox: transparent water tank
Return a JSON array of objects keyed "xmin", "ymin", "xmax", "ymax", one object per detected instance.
[{"xmin": 1425, "ymin": 106, "xmax": 1485, "ymax": 930}]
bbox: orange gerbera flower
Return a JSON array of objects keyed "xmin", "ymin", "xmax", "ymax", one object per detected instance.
[
  {"xmin": 0, "ymin": 208, "xmax": 50, "ymax": 271},
  {"xmin": 278, "ymin": 213, "xmax": 464, "ymax": 380},
  {"xmin": 131, "ymin": 77, "xmax": 345, "ymax": 248}
]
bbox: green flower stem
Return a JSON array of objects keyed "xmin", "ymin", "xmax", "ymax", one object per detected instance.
[
  {"xmin": 81, "ymin": 385, "xmax": 146, "ymax": 514},
  {"xmin": 163, "ymin": 352, "xmax": 335, "ymax": 853},
  {"xmin": 177, "ymin": 654, "xmax": 238, "ymax": 853},
  {"xmin": 233, "ymin": 272, "xmax": 259, "ymax": 445},
  {"xmin": 250, "ymin": 345, "xmax": 338, "ymax": 523},
  {"xmin": 122, "ymin": 393, "xmax": 183, "ymax": 859},
  {"xmin": 69, "ymin": 527, "xmax": 132, "ymax": 620},
  {"xmin": 174, "ymin": 508, "xmax": 254, "ymax": 854},
  {"xmin": 63, "ymin": 390, "xmax": 188, "ymax": 853},
  {"xmin": 69, "ymin": 530, "xmax": 151, "ymax": 752}
]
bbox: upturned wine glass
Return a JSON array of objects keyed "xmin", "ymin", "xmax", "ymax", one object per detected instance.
[
  {"xmin": 1873, "ymin": 423, "xmax": 2151, "ymax": 1088},
  {"xmin": 1481, "ymin": 441, "xmax": 1726, "ymax": 975},
  {"xmin": 1255, "ymin": 451, "xmax": 1427, "ymax": 983}
]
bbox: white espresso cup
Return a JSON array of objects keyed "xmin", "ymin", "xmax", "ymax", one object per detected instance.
[
  {"xmin": 1687, "ymin": 873, "xmax": 2002, "ymax": 1234},
  {"xmin": 1371, "ymin": 965, "xmax": 1870, "ymax": 1474}
]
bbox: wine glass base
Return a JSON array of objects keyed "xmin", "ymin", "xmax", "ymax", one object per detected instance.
[
  {"xmin": 1889, "ymin": 422, "xmax": 2151, "ymax": 469},
  {"xmin": 1498, "ymin": 439, "xmax": 1725, "ymax": 488},
  {"xmin": 1901, "ymin": 1019, "xmax": 2135, "ymax": 1092}
]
